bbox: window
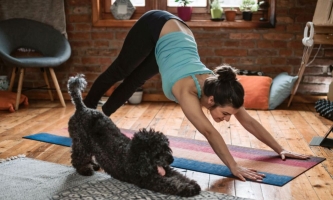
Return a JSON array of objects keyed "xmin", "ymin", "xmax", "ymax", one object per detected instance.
[{"xmin": 93, "ymin": 0, "xmax": 275, "ymax": 28}]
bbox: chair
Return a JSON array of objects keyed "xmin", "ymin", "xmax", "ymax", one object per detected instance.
[{"xmin": 0, "ymin": 18, "xmax": 71, "ymax": 110}]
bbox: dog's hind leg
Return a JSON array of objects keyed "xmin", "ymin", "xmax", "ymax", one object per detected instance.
[{"xmin": 71, "ymin": 137, "xmax": 95, "ymax": 176}]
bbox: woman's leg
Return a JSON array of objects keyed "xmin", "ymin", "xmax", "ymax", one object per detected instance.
[
  {"xmin": 83, "ymin": 13, "xmax": 155, "ymax": 109},
  {"xmin": 102, "ymin": 50, "xmax": 159, "ymax": 116}
]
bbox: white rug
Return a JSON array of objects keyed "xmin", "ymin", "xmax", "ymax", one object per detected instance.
[{"xmin": 0, "ymin": 156, "xmax": 251, "ymax": 200}]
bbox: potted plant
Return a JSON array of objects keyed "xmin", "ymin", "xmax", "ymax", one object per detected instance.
[
  {"xmin": 175, "ymin": 0, "xmax": 193, "ymax": 21},
  {"xmin": 128, "ymin": 87, "xmax": 143, "ymax": 104},
  {"xmin": 224, "ymin": 7, "xmax": 237, "ymax": 21},
  {"xmin": 210, "ymin": 0, "xmax": 223, "ymax": 20},
  {"xmin": 239, "ymin": 0, "xmax": 259, "ymax": 21}
]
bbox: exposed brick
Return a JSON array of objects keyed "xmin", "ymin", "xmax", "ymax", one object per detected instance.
[
  {"xmin": 304, "ymin": 66, "xmax": 323, "ymax": 75},
  {"xmin": 286, "ymin": 24, "xmax": 303, "ymax": 32},
  {"xmin": 67, "ymin": 14, "xmax": 91, "ymax": 23},
  {"xmin": 91, "ymin": 32, "xmax": 114, "ymax": 40},
  {"xmin": 74, "ymin": 24, "xmax": 92, "ymax": 31},
  {"xmin": 194, "ymin": 32, "xmax": 229, "ymax": 39},
  {"xmin": 223, "ymin": 58, "xmax": 239, "ymax": 65},
  {"xmin": 298, "ymin": 0, "xmax": 317, "ymax": 6},
  {"xmin": 276, "ymin": 17, "xmax": 294, "ymax": 24},
  {"xmin": 215, "ymin": 49, "xmax": 247, "ymax": 56},
  {"xmin": 248, "ymin": 49, "xmax": 277, "ymax": 56},
  {"xmin": 263, "ymin": 33, "xmax": 294, "ymax": 40},
  {"xmin": 72, "ymin": 6, "xmax": 90, "ymax": 14},
  {"xmin": 286, "ymin": 58, "xmax": 302, "ymax": 65},
  {"xmin": 198, "ymin": 48, "xmax": 215, "ymax": 56},
  {"xmin": 68, "ymin": 32, "xmax": 91, "ymax": 40},
  {"xmin": 279, "ymin": 49, "xmax": 293, "ymax": 57},
  {"xmin": 93, "ymin": 41, "xmax": 110, "ymax": 48},
  {"xmin": 204, "ymin": 39, "xmax": 226, "ymax": 48},
  {"xmin": 256, "ymin": 57, "xmax": 271, "ymax": 65},
  {"xmin": 303, "ymin": 76, "xmax": 333, "ymax": 84},
  {"xmin": 272, "ymin": 58, "xmax": 287, "ymax": 65},
  {"xmin": 239, "ymin": 40, "xmax": 255, "ymax": 48},
  {"xmin": 115, "ymin": 31, "xmax": 129, "ymax": 40},
  {"xmin": 67, "ymin": 0, "xmax": 91, "ymax": 6},
  {"xmin": 277, "ymin": 0, "xmax": 294, "ymax": 7},
  {"xmin": 229, "ymin": 33, "xmax": 261, "ymax": 40},
  {"xmin": 70, "ymin": 41, "xmax": 93, "ymax": 48},
  {"xmin": 324, "ymin": 50, "xmax": 333, "ymax": 57},
  {"xmin": 206, "ymin": 57, "xmax": 222, "ymax": 65},
  {"xmin": 99, "ymin": 49, "xmax": 118, "ymax": 56},
  {"xmin": 261, "ymin": 66, "xmax": 293, "ymax": 74},
  {"xmin": 295, "ymin": 15, "xmax": 314, "ymax": 23},
  {"xmin": 239, "ymin": 57, "xmax": 255, "ymax": 65},
  {"xmin": 223, "ymin": 40, "xmax": 240, "ymax": 48},
  {"xmin": 298, "ymin": 84, "xmax": 329, "ymax": 95}
]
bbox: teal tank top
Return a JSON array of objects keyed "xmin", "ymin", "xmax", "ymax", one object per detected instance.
[{"xmin": 155, "ymin": 32, "xmax": 213, "ymax": 102}]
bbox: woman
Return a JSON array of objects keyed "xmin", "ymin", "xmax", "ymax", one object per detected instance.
[{"xmin": 84, "ymin": 10, "xmax": 309, "ymax": 181}]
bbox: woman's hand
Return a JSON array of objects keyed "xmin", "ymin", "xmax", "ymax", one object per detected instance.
[
  {"xmin": 230, "ymin": 165, "xmax": 266, "ymax": 182},
  {"xmin": 279, "ymin": 149, "xmax": 310, "ymax": 160}
]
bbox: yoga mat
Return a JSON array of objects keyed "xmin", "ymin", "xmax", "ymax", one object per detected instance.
[
  {"xmin": 23, "ymin": 128, "xmax": 325, "ymax": 186},
  {"xmin": 0, "ymin": 157, "xmax": 248, "ymax": 200}
]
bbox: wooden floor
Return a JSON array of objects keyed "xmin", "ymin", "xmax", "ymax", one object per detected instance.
[{"xmin": 0, "ymin": 100, "xmax": 332, "ymax": 200}]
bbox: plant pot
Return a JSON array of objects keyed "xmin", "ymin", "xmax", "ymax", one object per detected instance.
[
  {"xmin": 211, "ymin": 8, "xmax": 223, "ymax": 19},
  {"xmin": 242, "ymin": 11, "xmax": 253, "ymax": 21},
  {"xmin": 128, "ymin": 90, "xmax": 143, "ymax": 104},
  {"xmin": 177, "ymin": 6, "xmax": 192, "ymax": 21},
  {"xmin": 225, "ymin": 10, "xmax": 236, "ymax": 21}
]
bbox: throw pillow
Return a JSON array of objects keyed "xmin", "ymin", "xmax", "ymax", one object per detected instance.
[
  {"xmin": 0, "ymin": 91, "xmax": 29, "ymax": 112},
  {"xmin": 237, "ymin": 75, "xmax": 272, "ymax": 110},
  {"xmin": 269, "ymin": 72, "xmax": 298, "ymax": 109}
]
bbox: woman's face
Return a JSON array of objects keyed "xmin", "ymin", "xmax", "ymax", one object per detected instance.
[{"xmin": 209, "ymin": 105, "xmax": 239, "ymax": 122}]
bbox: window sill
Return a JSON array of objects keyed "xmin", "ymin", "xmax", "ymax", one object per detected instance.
[
  {"xmin": 92, "ymin": 0, "xmax": 276, "ymax": 29},
  {"xmin": 92, "ymin": 18, "xmax": 275, "ymax": 28}
]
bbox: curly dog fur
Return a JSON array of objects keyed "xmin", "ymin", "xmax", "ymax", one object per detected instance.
[{"xmin": 67, "ymin": 74, "xmax": 201, "ymax": 197}]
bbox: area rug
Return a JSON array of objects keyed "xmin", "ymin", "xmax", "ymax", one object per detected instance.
[
  {"xmin": 23, "ymin": 128, "xmax": 326, "ymax": 187},
  {"xmin": 0, "ymin": 156, "xmax": 249, "ymax": 200}
]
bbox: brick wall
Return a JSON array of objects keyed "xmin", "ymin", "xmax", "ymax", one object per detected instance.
[{"xmin": 1, "ymin": 0, "xmax": 333, "ymax": 97}]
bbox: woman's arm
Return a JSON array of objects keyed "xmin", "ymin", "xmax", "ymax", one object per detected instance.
[
  {"xmin": 176, "ymin": 92, "xmax": 265, "ymax": 181},
  {"xmin": 234, "ymin": 107, "xmax": 310, "ymax": 160}
]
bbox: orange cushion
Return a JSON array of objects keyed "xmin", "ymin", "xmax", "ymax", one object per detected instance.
[
  {"xmin": 0, "ymin": 91, "xmax": 29, "ymax": 112},
  {"xmin": 237, "ymin": 75, "xmax": 272, "ymax": 110}
]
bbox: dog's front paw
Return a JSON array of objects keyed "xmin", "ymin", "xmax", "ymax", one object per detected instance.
[
  {"xmin": 76, "ymin": 166, "xmax": 94, "ymax": 176},
  {"xmin": 178, "ymin": 181, "xmax": 201, "ymax": 197},
  {"xmin": 91, "ymin": 162, "xmax": 100, "ymax": 171}
]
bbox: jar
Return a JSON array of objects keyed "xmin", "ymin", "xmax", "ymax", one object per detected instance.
[{"xmin": 0, "ymin": 75, "xmax": 9, "ymax": 91}]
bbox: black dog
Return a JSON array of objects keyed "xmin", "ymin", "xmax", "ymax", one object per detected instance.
[{"xmin": 67, "ymin": 74, "xmax": 201, "ymax": 197}]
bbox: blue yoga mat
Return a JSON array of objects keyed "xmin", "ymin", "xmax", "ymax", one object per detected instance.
[{"xmin": 23, "ymin": 133, "xmax": 72, "ymax": 147}]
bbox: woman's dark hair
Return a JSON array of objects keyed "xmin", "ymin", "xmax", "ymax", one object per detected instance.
[{"xmin": 203, "ymin": 64, "xmax": 244, "ymax": 109}]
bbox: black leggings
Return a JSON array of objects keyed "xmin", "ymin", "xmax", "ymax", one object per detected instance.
[{"xmin": 83, "ymin": 10, "xmax": 186, "ymax": 116}]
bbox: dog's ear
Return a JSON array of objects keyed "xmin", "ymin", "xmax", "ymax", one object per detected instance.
[
  {"xmin": 128, "ymin": 133, "xmax": 156, "ymax": 177},
  {"xmin": 137, "ymin": 153, "xmax": 155, "ymax": 177},
  {"xmin": 128, "ymin": 150, "xmax": 155, "ymax": 177}
]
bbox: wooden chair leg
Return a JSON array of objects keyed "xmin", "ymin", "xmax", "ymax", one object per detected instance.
[
  {"xmin": 8, "ymin": 67, "xmax": 17, "ymax": 92},
  {"xmin": 15, "ymin": 68, "xmax": 24, "ymax": 110},
  {"xmin": 49, "ymin": 68, "xmax": 66, "ymax": 107},
  {"xmin": 42, "ymin": 68, "xmax": 54, "ymax": 101}
]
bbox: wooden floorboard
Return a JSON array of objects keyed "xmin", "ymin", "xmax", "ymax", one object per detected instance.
[{"xmin": 0, "ymin": 100, "xmax": 332, "ymax": 200}]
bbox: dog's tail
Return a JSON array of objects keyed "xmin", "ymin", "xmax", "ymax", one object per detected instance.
[{"xmin": 67, "ymin": 74, "xmax": 87, "ymax": 110}]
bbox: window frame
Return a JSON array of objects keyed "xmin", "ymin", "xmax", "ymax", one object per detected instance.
[{"xmin": 92, "ymin": 0, "xmax": 276, "ymax": 28}]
